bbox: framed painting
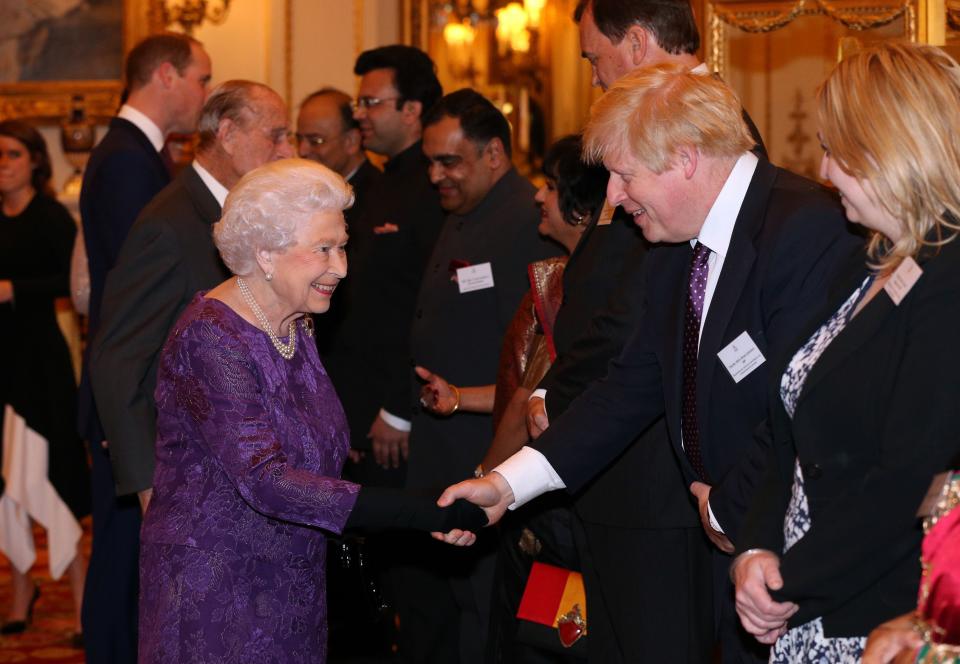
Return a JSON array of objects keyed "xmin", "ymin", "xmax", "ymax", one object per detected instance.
[{"xmin": 0, "ymin": 0, "xmax": 165, "ymax": 123}]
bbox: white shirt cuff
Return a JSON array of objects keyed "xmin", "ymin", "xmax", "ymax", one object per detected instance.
[
  {"xmin": 493, "ymin": 446, "xmax": 565, "ymax": 510},
  {"xmin": 529, "ymin": 389, "xmax": 548, "ymax": 419},
  {"xmin": 707, "ymin": 500, "xmax": 725, "ymax": 534},
  {"xmin": 378, "ymin": 409, "xmax": 411, "ymax": 432}
]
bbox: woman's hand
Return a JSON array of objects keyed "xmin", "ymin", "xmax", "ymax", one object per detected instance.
[
  {"xmin": 415, "ymin": 366, "xmax": 459, "ymax": 416},
  {"xmin": 431, "ymin": 472, "xmax": 515, "ymax": 545},
  {"xmin": 732, "ymin": 549, "xmax": 799, "ymax": 644},
  {"xmin": 862, "ymin": 612, "xmax": 922, "ymax": 664}
]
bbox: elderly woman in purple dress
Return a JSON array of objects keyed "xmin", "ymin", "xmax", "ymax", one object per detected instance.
[{"xmin": 139, "ymin": 159, "xmax": 484, "ymax": 663}]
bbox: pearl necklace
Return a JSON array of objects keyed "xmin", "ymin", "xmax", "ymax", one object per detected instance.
[{"xmin": 236, "ymin": 277, "xmax": 297, "ymax": 360}]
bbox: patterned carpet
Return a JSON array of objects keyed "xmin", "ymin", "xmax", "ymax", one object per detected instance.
[{"xmin": 0, "ymin": 520, "xmax": 89, "ymax": 663}]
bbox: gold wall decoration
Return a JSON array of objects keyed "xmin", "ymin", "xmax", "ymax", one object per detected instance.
[
  {"xmin": 711, "ymin": 0, "xmax": 912, "ymax": 34},
  {"xmin": 0, "ymin": 0, "xmax": 165, "ymax": 123},
  {"xmin": 161, "ymin": 0, "xmax": 232, "ymax": 34},
  {"xmin": 707, "ymin": 0, "xmax": 916, "ymax": 175},
  {"xmin": 706, "ymin": 0, "xmax": 918, "ymax": 76}
]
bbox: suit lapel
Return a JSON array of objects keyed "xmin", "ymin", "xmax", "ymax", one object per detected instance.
[
  {"xmin": 660, "ymin": 245, "xmax": 694, "ymax": 455},
  {"xmin": 562, "ymin": 205, "xmax": 605, "ymax": 291},
  {"xmin": 113, "ymin": 118, "xmax": 169, "ymax": 181},
  {"xmin": 694, "ymin": 161, "xmax": 775, "ymax": 445},
  {"xmin": 182, "ymin": 166, "xmax": 223, "ymax": 223}
]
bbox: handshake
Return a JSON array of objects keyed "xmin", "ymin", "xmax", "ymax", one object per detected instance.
[{"xmin": 430, "ymin": 471, "xmax": 516, "ymax": 546}]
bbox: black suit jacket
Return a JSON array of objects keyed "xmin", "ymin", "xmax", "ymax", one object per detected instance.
[
  {"xmin": 541, "ymin": 111, "xmax": 768, "ymax": 529},
  {"xmin": 532, "ymin": 159, "xmax": 860, "ymax": 543},
  {"xmin": 323, "ymin": 142, "xmax": 443, "ymax": 450},
  {"xmin": 79, "ymin": 117, "xmax": 170, "ymax": 442},
  {"xmin": 316, "ymin": 159, "xmax": 383, "ymax": 354},
  {"xmin": 408, "ymin": 170, "xmax": 563, "ymax": 489},
  {"xmin": 541, "ymin": 209, "xmax": 694, "ymax": 527},
  {"xmin": 90, "ymin": 165, "xmax": 229, "ymax": 495},
  {"xmin": 739, "ymin": 237, "xmax": 960, "ymax": 636}
]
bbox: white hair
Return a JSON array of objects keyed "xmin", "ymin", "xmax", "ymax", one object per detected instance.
[{"xmin": 213, "ymin": 158, "xmax": 354, "ymax": 275}]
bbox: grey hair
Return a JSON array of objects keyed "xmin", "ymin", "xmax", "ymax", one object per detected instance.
[
  {"xmin": 197, "ymin": 80, "xmax": 276, "ymax": 152},
  {"xmin": 213, "ymin": 158, "xmax": 355, "ymax": 276}
]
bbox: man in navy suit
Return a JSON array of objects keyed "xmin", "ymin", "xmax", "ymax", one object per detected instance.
[
  {"xmin": 79, "ymin": 32, "xmax": 211, "ymax": 664},
  {"xmin": 438, "ymin": 66, "xmax": 860, "ymax": 662}
]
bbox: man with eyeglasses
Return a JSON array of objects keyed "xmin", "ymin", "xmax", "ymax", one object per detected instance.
[
  {"xmin": 321, "ymin": 46, "xmax": 443, "ymax": 484},
  {"xmin": 314, "ymin": 44, "xmax": 443, "ymax": 659},
  {"xmin": 296, "ymin": 88, "xmax": 383, "ymax": 354},
  {"xmin": 296, "ymin": 87, "xmax": 381, "ymax": 228}
]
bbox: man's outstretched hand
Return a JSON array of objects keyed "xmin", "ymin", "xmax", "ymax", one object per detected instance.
[{"xmin": 431, "ymin": 472, "xmax": 515, "ymax": 545}]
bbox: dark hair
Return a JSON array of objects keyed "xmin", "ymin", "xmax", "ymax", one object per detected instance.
[
  {"xmin": 301, "ymin": 87, "xmax": 358, "ymax": 133},
  {"xmin": 423, "ymin": 89, "xmax": 513, "ymax": 158},
  {"xmin": 0, "ymin": 119, "xmax": 53, "ymax": 194},
  {"xmin": 125, "ymin": 33, "xmax": 201, "ymax": 91},
  {"xmin": 574, "ymin": 0, "xmax": 699, "ymax": 55},
  {"xmin": 354, "ymin": 45, "xmax": 442, "ymax": 115},
  {"xmin": 543, "ymin": 135, "xmax": 608, "ymax": 224}
]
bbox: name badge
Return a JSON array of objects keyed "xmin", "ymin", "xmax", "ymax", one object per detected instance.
[
  {"xmin": 597, "ymin": 200, "xmax": 616, "ymax": 226},
  {"xmin": 717, "ymin": 331, "xmax": 766, "ymax": 383},
  {"xmin": 884, "ymin": 256, "xmax": 923, "ymax": 306},
  {"xmin": 917, "ymin": 471, "xmax": 951, "ymax": 518},
  {"xmin": 457, "ymin": 262, "xmax": 495, "ymax": 293}
]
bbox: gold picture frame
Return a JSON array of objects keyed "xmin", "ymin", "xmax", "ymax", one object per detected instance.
[{"xmin": 0, "ymin": 0, "xmax": 166, "ymax": 123}]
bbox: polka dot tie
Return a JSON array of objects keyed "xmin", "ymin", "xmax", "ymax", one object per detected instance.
[{"xmin": 682, "ymin": 241, "xmax": 711, "ymax": 481}]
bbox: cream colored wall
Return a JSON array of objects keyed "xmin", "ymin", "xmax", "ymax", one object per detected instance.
[{"xmin": 47, "ymin": 0, "xmax": 401, "ymax": 193}]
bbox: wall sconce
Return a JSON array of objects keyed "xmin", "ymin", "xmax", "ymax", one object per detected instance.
[
  {"xmin": 443, "ymin": 18, "xmax": 478, "ymax": 77},
  {"xmin": 162, "ymin": 0, "xmax": 231, "ymax": 34},
  {"xmin": 493, "ymin": 0, "xmax": 546, "ymax": 55},
  {"xmin": 495, "ymin": 3, "xmax": 530, "ymax": 54},
  {"xmin": 523, "ymin": 0, "xmax": 545, "ymax": 29}
]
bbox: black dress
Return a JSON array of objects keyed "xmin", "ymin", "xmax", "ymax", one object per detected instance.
[{"xmin": 0, "ymin": 193, "xmax": 90, "ymax": 521}]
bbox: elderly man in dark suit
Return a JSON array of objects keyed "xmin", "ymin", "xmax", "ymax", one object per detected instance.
[
  {"xmin": 78, "ymin": 32, "xmax": 210, "ymax": 664},
  {"xmin": 295, "ymin": 87, "xmax": 383, "ymax": 353},
  {"xmin": 92, "ymin": 80, "xmax": 293, "ymax": 506},
  {"xmin": 439, "ymin": 65, "xmax": 860, "ymax": 663}
]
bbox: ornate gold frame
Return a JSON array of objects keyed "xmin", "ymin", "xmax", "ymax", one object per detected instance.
[
  {"xmin": 0, "ymin": 0, "xmax": 166, "ymax": 123},
  {"xmin": 705, "ymin": 0, "xmax": 919, "ymax": 75}
]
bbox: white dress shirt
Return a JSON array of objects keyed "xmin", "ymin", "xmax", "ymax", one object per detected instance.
[
  {"xmin": 498, "ymin": 152, "xmax": 760, "ymax": 514},
  {"xmin": 117, "ymin": 104, "xmax": 165, "ymax": 152},
  {"xmin": 192, "ymin": 161, "xmax": 229, "ymax": 208}
]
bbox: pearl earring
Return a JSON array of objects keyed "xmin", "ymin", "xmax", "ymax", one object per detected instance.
[{"xmin": 265, "ymin": 272, "xmax": 273, "ymax": 281}]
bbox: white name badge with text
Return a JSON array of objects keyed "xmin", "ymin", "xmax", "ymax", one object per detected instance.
[
  {"xmin": 717, "ymin": 331, "xmax": 766, "ymax": 383},
  {"xmin": 457, "ymin": 262, "xmax": 495, "ymax": 293},
  {"xmin": 884, "ymin": 256, "xmax": 923, "ymax": 306}
]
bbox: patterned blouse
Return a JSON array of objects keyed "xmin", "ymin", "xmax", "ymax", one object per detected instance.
[{"xmin": 771, "ymin": 274, "xmax": 873, "ymax": 663}]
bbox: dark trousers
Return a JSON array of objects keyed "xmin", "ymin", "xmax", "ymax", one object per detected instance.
[
  {"xmin": 713, "ymin": 552, "xmax": 771, "ymax": 663},
  {"xmin": 487, "ymin": 496, "xmax": 585, "ymax": 664},
  {"xmin": 395, "ymin": 535, "xmax": 497, "ymax": 664},
  {"xmin": 81, "ymin": 442, "xmax": 141, "ymax": 664},
  {"xmin": 575, "ymin": 519, "xmax": 715, "ymax": 664}
]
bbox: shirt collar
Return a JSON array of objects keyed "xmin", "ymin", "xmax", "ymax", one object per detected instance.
[
  {"xmin": 344, "ymin": 160, "xmax": 363, "ymax": 182},
  {"xmin": 117, "ymin": 104, "xmax": 165, "ymax": 152},
  {"xmin": 191, "ymin": 160, "xmax": 229, "ymax": 207},
  {"xmin": 692, "ymin": 152, "xmax": 759, "ymax": 258},
  {"xmin": 691, "ymin": 62, "xmax": 710, "ymax": 75}
]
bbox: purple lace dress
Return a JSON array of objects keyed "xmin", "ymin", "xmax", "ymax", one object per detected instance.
[{"xmin": 139, "ymin": 294, "xmax": 360, "ymax": 663}]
